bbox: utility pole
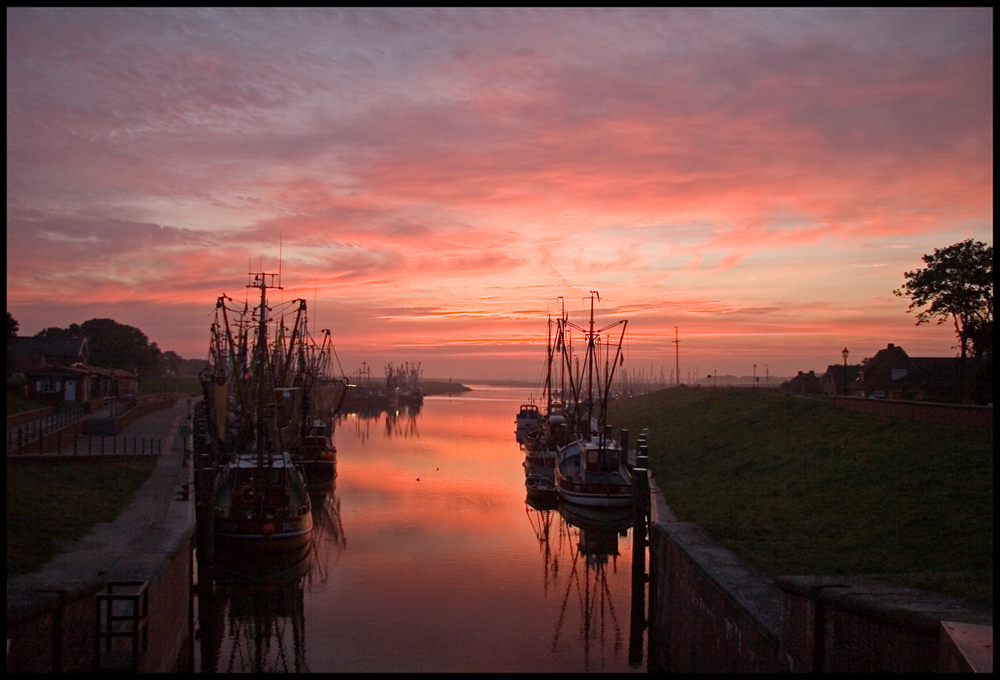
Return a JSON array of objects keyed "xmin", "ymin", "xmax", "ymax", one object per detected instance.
[{"xmin": 672, "ymin": 327, "xmax": 680, "ymax": 388}]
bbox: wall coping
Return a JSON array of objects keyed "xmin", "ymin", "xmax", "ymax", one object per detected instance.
[{"xmin": 775, "ymin": 575, "xmax": 993, "ymax": 632}]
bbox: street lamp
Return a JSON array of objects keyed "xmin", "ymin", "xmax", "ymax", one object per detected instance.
[{"xmin": 841, "ymin": 348, "xmax": 849, "ymax": 396}]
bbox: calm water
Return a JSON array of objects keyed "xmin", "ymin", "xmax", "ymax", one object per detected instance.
[{"xmin": 195, "ymin": 385, "xmax": 647, "ymax": 673}]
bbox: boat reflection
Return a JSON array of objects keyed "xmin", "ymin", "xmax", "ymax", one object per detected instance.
[
  {"xmin": 199, "ymin": 548, "xmax": 312, "ymax": 673},
  {"xmin": 306, "ymin": 477, "xmax": 347, "ymax": 591},
  {"xmin": 335, "ymin": 403, "xmax": 421, "ymax": 444},
  {"xmin": 525, "ymin": 497, "xmax": 642, "ymax": 671},
  {"xmin": 198, "ymin": 453, "xmax": 347, "ymax": 672}
]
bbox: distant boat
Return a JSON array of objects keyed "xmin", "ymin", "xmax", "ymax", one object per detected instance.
[{"xmin": 515, "ymin": 402, "xmax": 542, "ymax": 443}]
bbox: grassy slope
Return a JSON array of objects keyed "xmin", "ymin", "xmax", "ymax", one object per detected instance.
[
  {"xmin": 607, "ymin": 387, "xmax": 993, "ymax": 604},
  {"xmin": 7, "ymin": 459, "xmax": 156, "ymax": 576}
]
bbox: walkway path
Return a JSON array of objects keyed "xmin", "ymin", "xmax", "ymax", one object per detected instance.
[{"xmin": 7, "ymin": 397, "xmax": 198, "ymax": 607}]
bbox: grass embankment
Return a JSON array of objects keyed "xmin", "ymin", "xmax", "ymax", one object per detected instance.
[
  {"xmin": 422, "ymin": 381, "xmax": 472, "ymax": 395},
  {"xmin": 607, "ymin": 388, "xmax": 993, "ymax": 604},
  {"xmin": 7, "ymin": 459, "xmax": 156, "ymax": 576}
]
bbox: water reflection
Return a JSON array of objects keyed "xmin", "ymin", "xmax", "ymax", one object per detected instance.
[
  {"xmin": 524, "ymin": 496, "xmax": 642, "ymax": 671},
  {"xmin": 199, "ymin": 550, "xmax": 312, "ymax": 673},
  {"xmin": 194, "ymin": 387, "xmax": 644, "ymax": 672},
  {"xmin": 198, "ymin": 458, "xmax": 347, "ymax": 672},
  {"xmin": 335, "ymin": 403, "xmax": 421, "ymax": 444}
]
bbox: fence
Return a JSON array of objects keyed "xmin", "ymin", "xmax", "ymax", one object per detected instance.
[
  {"xmin": 8, "ymin": 433, "xmax": 162, "ymax": 457},
  {"xmin": 6, "ymin": 407, "xmax": 87, "ymax": 453}
]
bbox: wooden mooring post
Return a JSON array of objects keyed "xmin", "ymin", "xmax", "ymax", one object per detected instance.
[{"xmin": 629, "ymin": 428, "xmax": 651, "ymax": 667}]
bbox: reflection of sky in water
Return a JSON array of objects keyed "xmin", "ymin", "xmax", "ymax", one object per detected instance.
[{"xmin": 202, "ymin": 386, "xmax": 644, "ymax": 672}]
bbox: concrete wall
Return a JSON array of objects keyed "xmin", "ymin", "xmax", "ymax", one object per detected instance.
[
  {"xmin": 645, "ymin": 477, "xmax": 993, "ymax": 673},
  {"xmin": 6, "ymin": 534, "xmax": 193, "ymax": 673},
  {"xmin": 777, "ymin": 576, "xmax": 992, "ymax": 673},
  {"xmin": 647, "ymin": 482, "xmax": 784, "ymax": 672}
]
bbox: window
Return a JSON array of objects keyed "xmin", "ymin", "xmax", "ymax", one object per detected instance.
[{"xmin": 37, "ymin": 379, "xmax": 61, "ymax": 393}]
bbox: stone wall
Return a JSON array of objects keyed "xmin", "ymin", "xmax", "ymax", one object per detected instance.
[
  {"xmin": 647, "ymin": 482, "xmax": 783, "ymax": 672},
  {"xmin": 6, "ymin": 535, "xmax": 193, "ymax": 673},
  {"xmin": 645, "ymin": 477, "xmax": 993, "ymax": 673}
]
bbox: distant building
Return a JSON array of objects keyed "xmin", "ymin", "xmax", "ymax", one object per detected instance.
[
  {"xmin": 8, "ymin": 335, "xmax": 136, "ymax": 406},
  {"xmin": 780, "ymin": 370, "xmax": 823, "ymax": 396},
  {"xmin": 823, "ymin": 343, "xmax": 964, "ymax": 402},
  {"xmin": 8, "ymin": 336, "xmax": 89, "ymax": 383},
  {"xmin": 822, "ymin": 363, "xmax": 861, "ymax": 396}
]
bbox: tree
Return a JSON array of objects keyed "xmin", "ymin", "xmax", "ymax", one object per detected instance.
[
  {"xmin": 7, "ymin": 312, "xmax": 18, "ymax": 374},
  {"xmin": 34, "ymin": 318, "xmax": 162, "ymax": 377},
  {"xmin": 894, "ymin": 238, "xmax": 993, "ymax": 402}
]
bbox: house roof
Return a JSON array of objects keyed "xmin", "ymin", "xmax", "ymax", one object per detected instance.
[
  {"xmin": 11, "ymin": 336, "xmax": 87, "ymax": 359},
  {"xmin": 87, "ymin": 365, "xmax": 137, "ymax": 379}
]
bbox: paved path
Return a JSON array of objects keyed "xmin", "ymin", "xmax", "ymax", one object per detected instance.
[{"xmin": 7, "ymin": 397, "xmax": 199, "ymax": 607}]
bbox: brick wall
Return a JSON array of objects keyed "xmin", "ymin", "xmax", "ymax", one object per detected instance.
[
  {"xmin": 777, "ymin": 576, "xmax": 993, "ymax": 673},
  {"xmin": 834, "ymin": 397, "xmax": 992, "ymax": 427},
  {"xmin": 646, "ymin": 481, "xmax": 994, "ymax": 673},
  {"xmin": 647, "ymin": 484, "xmax": 784, "ymax": 672}
]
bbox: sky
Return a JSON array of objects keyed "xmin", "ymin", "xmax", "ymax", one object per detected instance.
[{"xmin": 6, "ymin": 8, "xmax": 993, "ymax": 382}]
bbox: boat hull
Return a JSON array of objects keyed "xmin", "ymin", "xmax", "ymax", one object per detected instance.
[
  {"xmin": 215, "ymin": 514, "xmax": 314, "ymax": 554},
  {"xmin": 554, "ymin": 438, "xmax": 634, "ymax": 507},
  {"xmin": 555, "ymin": 482, "xmax": 633, "ymax": 507}
]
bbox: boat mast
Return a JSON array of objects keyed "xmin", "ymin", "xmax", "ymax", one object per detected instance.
[{"xmin": 249, "ymin": 270, "xmax": 282, "ymax": 472}]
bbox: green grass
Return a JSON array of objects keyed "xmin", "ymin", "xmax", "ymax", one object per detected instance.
[
  {"xmin": 6, "ymin": 459, "xmax": 157, "ymax": 576},
  {"xmin": 6, "ymin": 389, "xmax": 50, "ymax": 415},
  {"xmin": 607, "ymin": 387, "xmax": 993, "ymax": 604}
]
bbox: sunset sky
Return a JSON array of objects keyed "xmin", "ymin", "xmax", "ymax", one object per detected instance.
[{"xmin": 7, "ymin": 8, "xmax": 993, "ymax": 382}]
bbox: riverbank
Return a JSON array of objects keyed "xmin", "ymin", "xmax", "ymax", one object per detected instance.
[
  {"xmin": 422, "ymin": 380, "xmax": 472, "ymax": 395},
  {"xmin": 607, "ymin": 387, "xmax": 992, "ymax": 605}
]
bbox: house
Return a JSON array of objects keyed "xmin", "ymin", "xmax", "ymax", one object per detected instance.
[
  {"xmin": 87, "ymin": 365, "xmax": 138, "ymax": 399},
  {"xmin": 828, "ymin": 343, "xmax": 964, "ymax": 402},
  {"xmin": 780, "ymin": 370, "xmax": 823, "ymax": 396},
  {"xmin": 10, "ymin": 335, "xmax": 137, "ymax": 406},
  {"xmin": 26, "ymin": 365, "xmax": 94, "ymax": 402},
  {"xmin": 8, "ymin": 336, "xmax": 89, "ymax": 384},
  {"xmin": 822, "ymin": 363, "xmax": 862, "ymax": 397}
]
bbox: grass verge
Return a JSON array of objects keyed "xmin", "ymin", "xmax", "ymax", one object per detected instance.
[
  {"xmin": 607, "ymin": 387, "xmax": 993, "ymax": 604},
  {"xmin": 7, "ymin": 458, "xmax": 157, "ymax": 576}
]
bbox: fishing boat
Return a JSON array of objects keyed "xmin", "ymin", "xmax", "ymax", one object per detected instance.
[
  {"xmin": 213, "ymin": 452, "xmax": 314, "ymax": 553},
  {"xmin": 522, "ymin": 303, "xmax": 575, "ymax": 477},
  {"xmin": 552, "ymin": 291, "xmax": 635, "ymax": 507},
  {"xmin": 554, "ymin": 432, "xmax": 634, "ymax": 507},
  {"xmin": 525, "ymin": 471, "xmax": 558, "ymax": 503},
  {"xmin": 199, "ymin": 270, "xmax": 347, "ymax": 555}
]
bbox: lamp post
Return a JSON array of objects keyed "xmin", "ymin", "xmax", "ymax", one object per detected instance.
[{"xmin": 841, "ymin": 347, "xmax": 849, "ymax": 396}]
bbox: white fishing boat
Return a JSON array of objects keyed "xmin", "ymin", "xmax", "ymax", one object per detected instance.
[
  {"xmin": 554, "ymin": 433, "xmax": 633, "ymax": 507},
  {"xmin": 550, "ymin": 291, "xmax": 635, "ymax": 507}
]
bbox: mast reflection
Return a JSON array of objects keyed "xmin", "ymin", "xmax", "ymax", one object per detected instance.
[
  {"xmin": 335, "ymin": 403, "xmax": 421, "ymax": 443},
  {"xmin": 199, "ymin": 549, "xmax": 312, "ymax": 673},
  {"xmin": 525, "ymin": 496, "xmax": 641, "ymax": 671}
]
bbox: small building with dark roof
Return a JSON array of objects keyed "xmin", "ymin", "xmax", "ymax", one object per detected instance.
[{"xmin": 780, "ymin": 370, "xmax": 823, "ymax": 396}]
